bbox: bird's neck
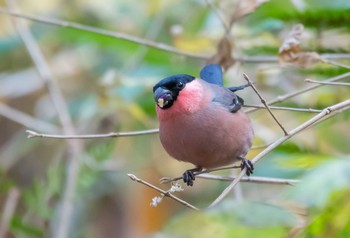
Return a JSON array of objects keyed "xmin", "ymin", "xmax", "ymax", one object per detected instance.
[{"xmin": 156, "ymin": 79, "xmax": 208, "ymax": 121}]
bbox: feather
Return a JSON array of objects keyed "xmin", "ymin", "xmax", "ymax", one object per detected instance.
[{"xmin": 199, "ymin": 64, "xmax": 223, "ymax": 86}]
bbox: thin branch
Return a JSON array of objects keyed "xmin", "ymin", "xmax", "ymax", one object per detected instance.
[
  {"xmin": 244, "ymin": 104, "xmax": 322, "ymax": 113},
  {"xmin": 26, "ymin": 128, "xmax": 159, "ymax": 139},
  {"xmin": 252, "ymin": 99, "xmax": 350, "ymax": 166},
  {"xmin": 243, "ymin": 73, "xmax": 288, "ymax": 135},
  {"xmin": 6, "ymin": 2, "xmax": 83, "ymax": 238},
  {"xmin": 0, "ymin": 188, "xmax": 20, "ymax": 238},
  {"xmin": 0, "ymin": 7, "xmax": 207, "ymax": 59},
  {"xmin": 236, "ymin": 54, "xmax": 350, "ymax": 63},
  {"xmin": 251, "ymin": 143, "xmax": 271, "ymax": 150},
  {"xmin": 305, "ymin": 78, "xmax": 350, "ymax": 86},
  {"xmin": 160, "ymin": 165, "xmax": 241, "ymax": 184},
  {"xmin": 321, "ymin": 58, "xmax": 350, "ymax": 70},
  {"xmin": 128, "ymin": 174, "xmax": 199, "ymax": 211},
  {"xmin": 0, "ymin": 103, "xmax": 59, "ymax": 133},
  {"xmin": 246, "ymin": 72, "xmax": 350, "ymax": 113},
  {"xmin": 121, "ymin": 5, "xmax": 166, "ymax": 73},
  {"xmin": 321, "ymin": 53, "xmax": 350, "ymax": 59},
  {"xmin": 209, "ymin": 169, "xmax": 245, "ymax": 207},
  {"xmin": 209, "ymin": 99, "xmax": 350, "ymax": 207},
  {"xmin": 197, "ymin": 174, "xmax": 300, "ymax": 185},
  {"xmin": 1, "ymin": 8, "xmax": 349, "ymax": 63},
  {"xmin": 205, "ymin": 0, "xmax": 230, "ymax": 32}
]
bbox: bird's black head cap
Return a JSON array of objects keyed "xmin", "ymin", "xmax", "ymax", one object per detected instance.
[{"xmin": 153, "ymin": 74, "xmax": 195, "ymax": 109}]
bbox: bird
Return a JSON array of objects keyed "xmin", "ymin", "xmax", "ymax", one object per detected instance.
[{"xmin": 153, "ymin": 64, "xmax": 254, "ymax": 186}]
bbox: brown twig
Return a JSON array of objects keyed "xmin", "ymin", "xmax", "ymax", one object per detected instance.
[
  {"xmin": 243, "ymin": 73, "xmax": 288, "ymax": 135},
  {"xmin": 305, "ymin": 78, "xmax": 350, "ymax": 86},
  {"xmin": 6, "ymin": 2, "xmax": 83, "ymax": 238},
  {"xmin": 128, "ymin": 174, "xmax": 199, "ymax": 211},
  {"xmin": 26, "ymin": 128, "xmax": 159, "ymax": 139},
  {"xmin": 0, "ymin": 188, "xmax": 20, "ymax": 238},
  {"xmin": 209, "ymin": 99, "xmax": 350, "ymax": 207}
]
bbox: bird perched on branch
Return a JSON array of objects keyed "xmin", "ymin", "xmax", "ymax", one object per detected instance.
[{"xmin": 153, "ymin": 64, "xmax": 254, "ymax": 186}]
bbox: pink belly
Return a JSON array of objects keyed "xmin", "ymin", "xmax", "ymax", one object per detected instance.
[{"xmin": 159, "ymin": 109, "xmax": 253, "ymax": 168}]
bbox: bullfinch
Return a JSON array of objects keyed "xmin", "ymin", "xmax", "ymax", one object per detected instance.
[{"xmin": 153, "ymin": 64, "xmax": 254, "ymax": 186}]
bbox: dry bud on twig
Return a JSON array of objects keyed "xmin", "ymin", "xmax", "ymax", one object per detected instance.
[{"xmin": 279, "ymin": 24, "xmax": 321, "ymax": 67}]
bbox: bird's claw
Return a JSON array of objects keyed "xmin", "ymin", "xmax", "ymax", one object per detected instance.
[
  {"xmin": 182, "ymin": 170, "xmax": 196, "ymax": 186},
  {"xmin": 240, "ymin": 158, "xmax": 254, "ymax": 176}
]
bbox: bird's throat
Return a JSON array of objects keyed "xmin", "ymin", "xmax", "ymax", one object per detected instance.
[{"xmin": 156, "ymin": 79, "xmax": 207, "ymax": 121}]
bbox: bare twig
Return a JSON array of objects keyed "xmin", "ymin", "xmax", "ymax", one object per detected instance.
[
  {"xmin": 322, "ymin": 59, "xmax": 350, "ymax": 70},
  {"xmin": 121, "ymin": 5, "xmax": 166, "ymax": 72},
  {"xmin": 243, "ymin": 73, "xmax": 288, "ymax": 135},
  {"xmin": 305, "ymin": 78, "xmax": 350, "ymax": 86},
  {"xmin": 252, "ymin": 99, "xmax": 350, "ymax": 165},
  {"xmin": 1, "ymin": 8, "xmax": 349, "ymax": 63},
  {"xmin": 320, "ymin": 53, "xmax": 350, "ymax": 59},
  {"xmin": 246, "ymin": 72, "xmax": 350, "ymax": 113},
  {"xmin": 26, "ymin": 128, "xmax": 159, "ymax": 139},
  {"xmin": 160, "ymin": 165, "xmax": 241, "ymax": 184},
  {"xmin": 0, "ymin": 103, "xmax": 59, "ymax": 133},
  {"xmin": 205, "ymin": 0, "xmax": 230, "ymax": 32},
  {"xmin": 251, "ymin": 143, "xmax": 271, "ymax": 150},
  {"xmin": 128, "ymin": 174, "xmax": 199, "ymax": 211},
  {"xmin": 0, "ymin": 7, "xmax": 206, "ymax": 59},
  {"xmin": 244, "ymin": 104, "xmax": 322, "ymax": 113},
  {"xmin": 197, "ymin": 174, "xmax": 300, "ymax": 185},
  {"xmin": 210, "ymin": 99, "xmax": 350, "ymax": 207},
  {"xmin": 209, "ymin": 169, "xmax": 246, "ymax": 207},
  {"xmin": 0, "ymin": 188, "xmax": 20, "ymax": 238},
  {"xmin": 237, "ymin": 54, "xmax": 350, "ymax": 63},
  {"xmin": 6, "ymin": 2, "xmax": 83, "ymax": 238}
]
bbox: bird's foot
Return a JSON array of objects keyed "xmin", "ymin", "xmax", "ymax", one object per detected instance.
[
  {"xmin": 240, "ymin": 157, "xmax": 254, "ymax": 176},
  {"xmin": 182, "ymin": 167, "xmax": 202, "ymax": 186}
]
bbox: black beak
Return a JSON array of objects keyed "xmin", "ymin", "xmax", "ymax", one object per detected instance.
[{"xmin": 154, "ymin": 87, "xmax": 174, "ymax": 109}]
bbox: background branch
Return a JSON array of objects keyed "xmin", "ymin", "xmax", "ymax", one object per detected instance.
[
  {"xmin": 0, "ymin": 188, "xmax": 20, "ymax": 238},
  {"xmin": 244, "ymin": 104, "xmax": 322, "ymax": 113},
  {"xmin": 305, "ymin": 78, "xmax": 350, "ymax": 86},
  {"xmin": 0, "ymin": 7, "xmax": 206, "ymax": 59},
  {"xmin": 321, "ymin": 58, "xmax": 350, "ymax": 70},
  {"xmin": 0, "ymin": 8, "xmax": 349, "ymax": 63},
  {"xmin": 0, "ymin": 103, "xmax": 59, "ymax": 133},
  {"xmin": 246, "ymin": 72, "xmax": 350, "ymax": 113},
  {"xmin": 6, "ymin": 1, "xmax": 83, "ymax": 238}
]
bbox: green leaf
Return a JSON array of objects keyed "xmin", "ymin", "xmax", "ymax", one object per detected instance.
[
  {"xmin": 301, "ymin": 189, "xmax": 350, "ymax": 238},
  {"xmin": 288, "ymin": 159, "xmax": 350, "ymax": 207},
  {"xmin": 11, "ymin": 215, "xmax": 44, "ymax": 237},
  {"xmin": 154, "ymin": 200, "xmax": 296, "ymax": 238}
]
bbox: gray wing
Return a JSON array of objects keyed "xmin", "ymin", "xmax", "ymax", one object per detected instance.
[{"xmin": 210, "ymin": 84, "xmax": 243, "ymax": 113}]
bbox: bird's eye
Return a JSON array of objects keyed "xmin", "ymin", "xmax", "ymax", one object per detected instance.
[{"xmin": 176, "ymin": 81, "xmax": 185, "ymax": 89}]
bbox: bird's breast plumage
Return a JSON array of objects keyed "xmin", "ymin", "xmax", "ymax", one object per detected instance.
[{"xmin": 157, "ymin": 95, "xmax": 254, "ymax": 168}]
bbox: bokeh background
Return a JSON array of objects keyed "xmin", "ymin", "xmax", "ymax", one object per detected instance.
[{"xmin": 0, "ymin": 0, "xmax": 350, "ymax": 237}]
